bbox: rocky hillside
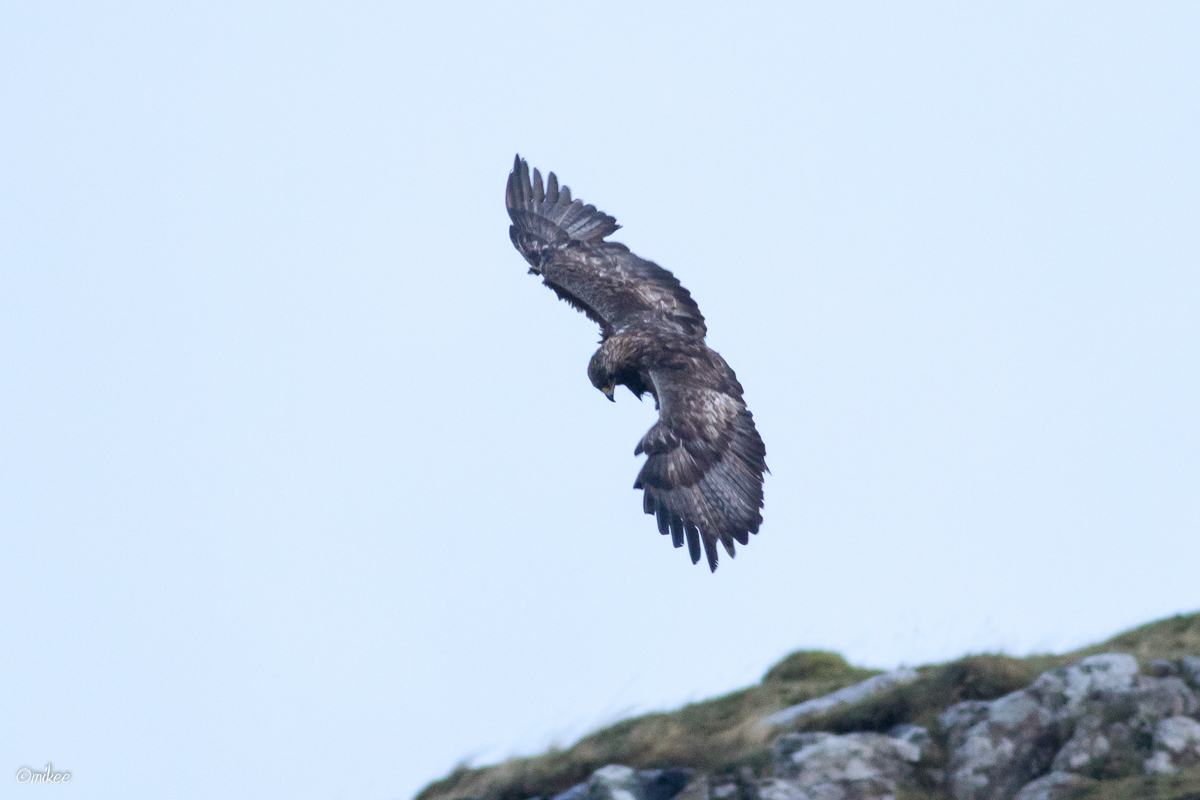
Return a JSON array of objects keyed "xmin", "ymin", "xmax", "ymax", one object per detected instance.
[{"xmin": 417, "ymin": 613, "xmax": 1200, "ymax": 800}]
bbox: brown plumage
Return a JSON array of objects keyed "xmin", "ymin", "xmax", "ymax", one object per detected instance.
[{"xmin": 505, "ymin": 155, "xmax": 767, "ymax": 571}]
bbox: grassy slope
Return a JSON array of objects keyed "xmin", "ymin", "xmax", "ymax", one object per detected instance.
[
  {"xmin": 1074, "ymin": 766, "xmax": 1200, "ymax": 800},
  {"xmin": 416, "ymin": 613, "xmax": 1200, "ymax": 800}
]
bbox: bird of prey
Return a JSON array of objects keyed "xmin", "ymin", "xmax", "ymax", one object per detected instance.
[{"xmin": 505, "ymin": 155, "xmax": 767, "ymax": 571}]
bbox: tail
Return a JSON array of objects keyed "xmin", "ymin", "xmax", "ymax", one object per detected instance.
[
  {"xmin": 634, "ymin": 404, "xmax": 767, "ymax": 573},
  {"xmin": 506, "ymin": 155, "xmax": 620, "ymax": 253}
]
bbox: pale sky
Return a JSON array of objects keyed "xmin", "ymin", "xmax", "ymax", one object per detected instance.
[{"xmin": 2, "ymin": 3, "xmax": 1198, "ymax": 800}]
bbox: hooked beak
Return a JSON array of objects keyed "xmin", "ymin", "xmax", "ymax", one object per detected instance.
[{"xmin": 602, "ymin": 385, "xmax": 616, "ymax": 402}]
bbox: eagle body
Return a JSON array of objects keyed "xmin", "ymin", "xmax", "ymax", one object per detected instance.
[{"xmin": 506, "ymin": 155, "xmax": 766, "ymax": 571}]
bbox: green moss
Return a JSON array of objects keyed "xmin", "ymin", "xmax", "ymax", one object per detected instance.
[{"xmin": 763, "ymin": 651, "xmax": 869, "ymax": 684}]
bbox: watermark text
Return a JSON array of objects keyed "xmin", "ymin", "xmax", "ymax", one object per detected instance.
[{"xmin": 16, "ymin": 764, "xmax": 71, "ymax": 784}]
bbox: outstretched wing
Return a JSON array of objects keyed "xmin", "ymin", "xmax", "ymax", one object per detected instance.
[
  {"xmin": 633, "ymin": 354, "xmax": 767, "ymax": 572},
  {"xmin": 506, "ymin": 154, "xmax": 705, "ymax": 339}
]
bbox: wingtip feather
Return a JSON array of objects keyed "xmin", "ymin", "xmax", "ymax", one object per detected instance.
[
  {"xmin": 505, "ymin": 156, "xmax": 619, "ymax": 243},
  {"xmin": 700, "ymin": 532, "xmax": 719, "ymax": 572}
]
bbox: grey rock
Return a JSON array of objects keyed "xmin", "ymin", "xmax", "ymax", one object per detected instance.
[
  {"xmin": 670, "ymin": 777, "xmax": 707, "ymax": 800},
  {"xmin": 553, "ymin": 783, "xmax": 592, "ymax": 800},
  {"xmin": 1134, "ymin": 676, "xmax": 1200, "ymax": 719},
  {"xmin": 1011, "ymin": 772, "xmax": 1096, "ymax": 800},
  {"xmin": 806, "ymin": 779, "xmax": 896, "ymax": 800},
  {"xmin": 1058, "ymin": 654, "xmax": 1140, "ymax": 712},
  {"xmin": 938, "ymin": 655, "xmax": 1143, "ymax": 800},
  {"xmin": 939, "ymin": 689, "xmax": 1060, "ymax": 800},
  {"xmin": 756, "ymin": 779, "xmax": 810, "ymax": 800},
  {"xmin": 1049, "ymin": 720, "xmax": 1127, "ymax": 777},
  {"xmin": 768, "ymin": 729, "xmax": 926, "ymax": 800},
  {"xmin": 1180, "ymin": 656, "xmax": 1200, "ymax": 690},
  {"xmin": 1148, "ymin": 660, "xmax": 1178, "ymax": 678},
  {"xmin": 760, "ymin": 671, "xmax": 920, "ymax": 729},
  {"xmin": 551, "ymin": 766, "xmax": 692, "ymax": 800},
  {"xmin": 939, "ymin": 701, "xmax": 993, "ymax": 745},
  {"xmin": 641, "ymin": 770, "xmax": 695, "ymax": 800},
  {"xmin": 585, "ymin": 766, "xmax": 643, "ymax": 800},
  {"xmin": 702, "ymin": 770, "xmax": 758, "ymax": 800},
  {"xmin": 767, "ymin": 728, "xmax": 928, "ymax": 800},
  {"xmin": 1050, "ymin": 675, "xmax": 1198, "ymax": 779},
  {"xmin": 756, "ymin": 777, "xmax": 896, "ymax": 800},
  {"xmin": 939, "ymin": 652, "xmax": 1200, "ymax": 800},
  {"xmin": 670, "ymin": 776, "xmax": 715, "ymax": 800},
  {"xmin": 773, "ymin": 731, "xmax": 921, "ymax": 783},
  {"xmin": 888, "ymin": 724, "xmax": 933, "ymax": 761},
  {"xmin": 676, "ymin": 770, "xmax": 767, "ymax": 800},
  {"xmin": 1145, "ymin": 716, "xmax": 1200, "ymax": 775}
]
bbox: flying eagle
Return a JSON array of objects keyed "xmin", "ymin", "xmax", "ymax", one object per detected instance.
[{"xmin": 505, "ymin": 155, "xmax": 767, "ymax": 571}]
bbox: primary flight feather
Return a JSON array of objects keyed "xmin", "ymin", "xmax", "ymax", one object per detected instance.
[{"xmin": 505, "ymin": 155, "xmax": 767, "ymax": 572}]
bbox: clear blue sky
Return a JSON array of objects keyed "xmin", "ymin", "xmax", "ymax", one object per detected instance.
[{"xmin": 2, "ymin": 3, "xmax": 1197, "ymax": 800}]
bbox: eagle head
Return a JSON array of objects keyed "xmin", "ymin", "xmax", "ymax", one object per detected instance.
[
  {"xmin": 588, "ymin": 340, "xmax": 649, "ymax": 403},
  {"xmin": 587, "ymin": 348, "xmax": 618, "ymax": 402}
]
